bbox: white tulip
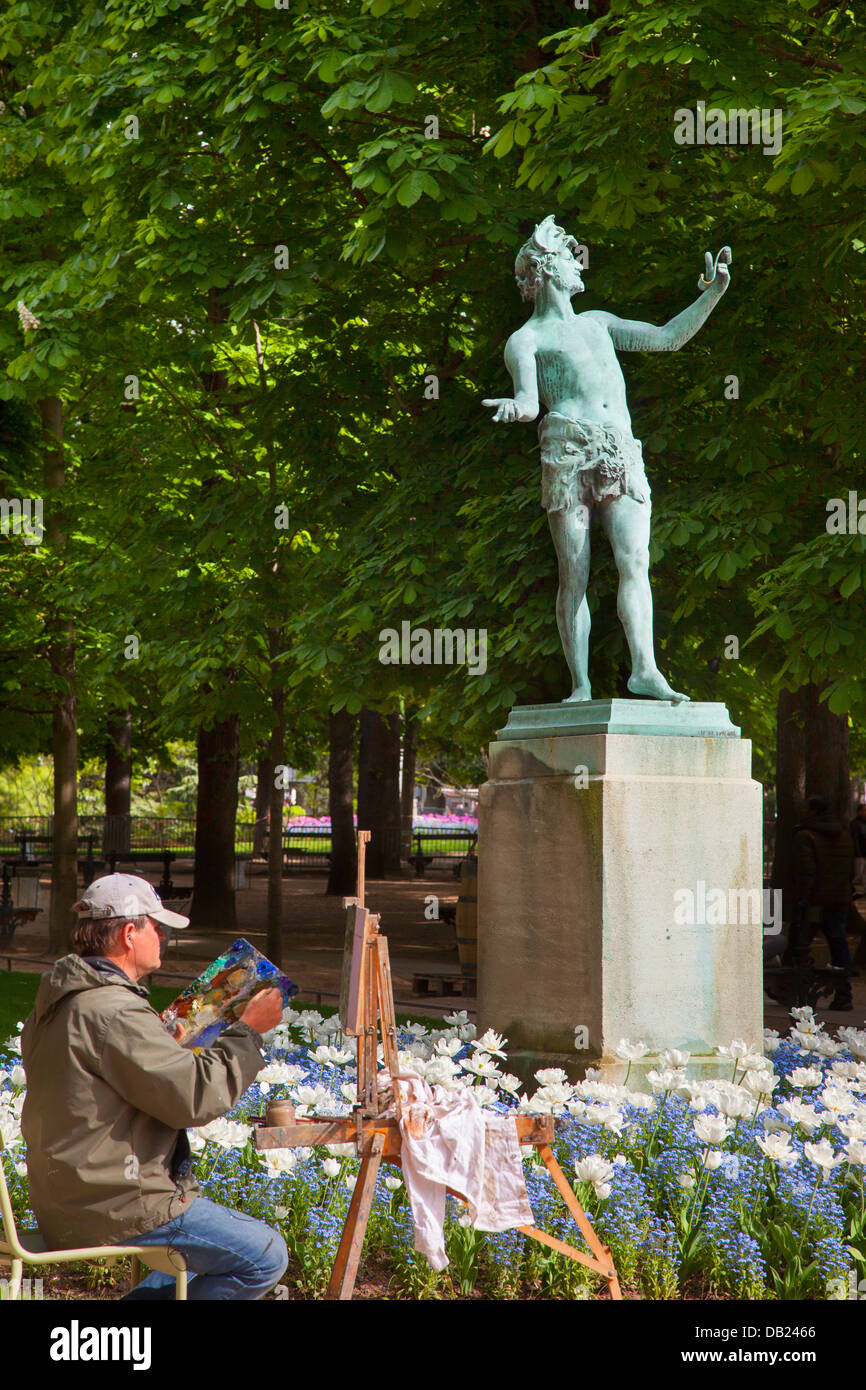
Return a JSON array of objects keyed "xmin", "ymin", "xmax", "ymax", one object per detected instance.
[
  {"xmin": 535, "ymin": 1068, "xmax": 569, "ymax": 1086},
  {"xmin": 715, "ymin": 1039, "xmax": 753, "ymax": 1061},
  {"xmin": 743, "ymin": 1069, "xmax": 778, "ymax": 1098},
  {"xmin": 263, "ymin": 1149, "xmax": 297, "ymax": 1175},
  {"xmin": 575, "ymin": 1155, "xmax": 614, "ymax": 1185},
  {"xmin": 777, "ymin": 1099, "xmax": 823, "ymax": 1133},
  {"xmin": 715, "ymin": 1091, "xmax": 753, "ymax": 1119},
  {"xmin": 756, "ymin": 1133, "xmax": 797, "ymax": 1166},
  {"xmin": 693, "ymin": 1114, "xmax": 731, "ymax": 1145},
  {"xmin": 790, "ymin": 1067, "xmax": 822, "ymax": 1089},
  {"xmin": 472, "ymin": 1028, "xmax": 508, "ymax": 1059},
  {"xmin": 659, "ymin": 1049, "xmax": 691, "ymax": 1069},
  {"xmin": 819, "ymin": 1087, "xmax": 857, "ymax": 1118},
  {"xmin": 647, "ymin": 1068, "xmax": 686, "ymax": 1094},
  {"xmin": 804, "ymin": 1139, "xmax": 844, "ymax": 1171}
]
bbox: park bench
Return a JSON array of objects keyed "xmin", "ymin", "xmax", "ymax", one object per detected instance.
[
  {"xmin": 411, "ymin": 968, "xmax": 476, "ymax": 998},
  {"xmin": 0, "ymin": 863, "xmax": 40, "ymax": 941},
  {"xmin": 409, "ymin": 830, "xmax": 477, "ymax": 878},
  {"xmin": 98, "ymin": 850, "xmax": 177, "ymax": 898}
]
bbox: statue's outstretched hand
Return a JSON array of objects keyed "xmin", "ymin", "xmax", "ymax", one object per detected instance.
[
  {"xmin": 698, "ymin": 246, "xmax": 731, "ymax": 295},
  {"xmin": 482, "ymin": 397, "xmax": 521, "ymax": 423}
]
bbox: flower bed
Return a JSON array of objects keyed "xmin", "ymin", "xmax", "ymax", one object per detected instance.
[{"xmin": 2, "ymin": 1006, "xmax": 864, "ymax": 1300}]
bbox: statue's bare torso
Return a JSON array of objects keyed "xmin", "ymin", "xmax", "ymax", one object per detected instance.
[{"xmin": 509, "ymin": 313, "xmax": 632, "ymax": 433}]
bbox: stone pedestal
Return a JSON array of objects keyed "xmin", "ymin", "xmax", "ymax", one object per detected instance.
[{"xmin": 477, "ymin": 700, "xmax": 763, "ymax": 1082}]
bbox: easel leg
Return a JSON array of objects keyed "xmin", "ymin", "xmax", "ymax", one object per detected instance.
[
  {"xmin": 326, "ymin": 1131, "xmax": 385, "ymax": 1301},
  {"xmin": 528, "ymin": 1144, "xmax": 622, "ymax": 1300}
]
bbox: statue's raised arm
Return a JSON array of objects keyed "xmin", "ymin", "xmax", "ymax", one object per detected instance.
[{"xmin": 588, "ymin": 247, "xmax": 732, "ymax": 352}]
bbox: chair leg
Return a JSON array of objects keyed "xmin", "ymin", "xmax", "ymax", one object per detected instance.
[
  {"xmin": 9, "ymin": 1258, "xmax": 22, "ymax": 1301},
  {"xmin": 175, "ymin": 1268, "xmax": 188, "ymax": 1301},
  {"xmin": 130, "ymin": 1256, "xmax": 142, "ymax": 1289}
]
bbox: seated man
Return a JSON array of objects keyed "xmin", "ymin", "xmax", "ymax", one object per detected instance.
[{"xmin": 20, "ymin": 873, "xmax": 288, "ymax": 1300}]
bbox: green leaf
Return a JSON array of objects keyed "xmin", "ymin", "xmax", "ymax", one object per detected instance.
[
  {"xmin": 716, "ymin": 552, "xmax": 738, "ymax": 581},
  {"xmin": 839, "ymin": 570, "xmax": 861, "ymax": 599},
  {"xmin": 490, "ymin": 123, "xmax": 514, "ymax": 158},
  {"xmin": 366, "ymin": 76, "xmax": 394, "ymax": 113},
  {"xmin": 393, "ymin": 170, "xmax": 438, "ymax": 207},
  {"xmin": 790, "ymin": 164, "xmax": 815, "ymax": 196}
]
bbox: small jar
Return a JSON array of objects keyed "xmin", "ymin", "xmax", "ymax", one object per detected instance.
[{"xmin": 265, "ymin": 1098, "xmax": 296, "ymax": 1127}]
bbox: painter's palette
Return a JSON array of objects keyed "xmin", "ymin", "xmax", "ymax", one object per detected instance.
[{"xmin": 161, "ymin": 937, "xmax": 298, "ymax": 1048}]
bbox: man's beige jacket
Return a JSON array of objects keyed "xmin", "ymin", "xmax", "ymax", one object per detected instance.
[{"xmin": 20, "ymin": 955, "xmax": 264, "ymax": 1248}]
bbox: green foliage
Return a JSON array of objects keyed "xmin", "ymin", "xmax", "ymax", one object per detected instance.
[{"xmin": 1, "ymin": 0, "xmax": 864, "ymax": 784}]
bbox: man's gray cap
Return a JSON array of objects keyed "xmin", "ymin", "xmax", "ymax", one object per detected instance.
[{"xmin": 72, "ymin": 873, "xmax": 189, "ymax": 930}]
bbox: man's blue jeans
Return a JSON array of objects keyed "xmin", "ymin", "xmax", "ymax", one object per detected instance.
[{"xmin": 120, "ymin": 1197, "xmax": 288, "ymax": 1301}]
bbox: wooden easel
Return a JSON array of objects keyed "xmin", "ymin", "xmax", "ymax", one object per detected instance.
[{"xmin": 254, "ymin": 831, "xmax": 621, "ymax": 1300}]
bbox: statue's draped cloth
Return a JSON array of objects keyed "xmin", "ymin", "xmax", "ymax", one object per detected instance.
[{"xmin": 538, "ymin": 412, "xmax": 651, "ymax": 513}]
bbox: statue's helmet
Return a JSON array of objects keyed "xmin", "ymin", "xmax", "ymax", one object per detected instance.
[{"xmin": 514, "ymin": 215, "xmax": 583, "ymax": 301}]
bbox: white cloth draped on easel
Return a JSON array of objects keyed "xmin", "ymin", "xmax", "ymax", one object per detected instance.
[{"xmin": 383, "ymin": 1074, "xmax": 534, "ymax": 1272}]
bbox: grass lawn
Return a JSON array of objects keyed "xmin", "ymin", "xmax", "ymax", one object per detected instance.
[
  {"xmin": 0, "ymin": 970, "xmax": 446, "ymax": 1043},
  {"xmin": 0, "ymin": 971, "xmax": 178, "ymax": 1041}
]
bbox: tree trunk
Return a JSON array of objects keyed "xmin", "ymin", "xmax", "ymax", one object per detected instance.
[
  {"xmin": 103, "ymin": 710, "xmax": 132, "ymax": 855},
  {"xmin": 40, "ymin": 395, "xmax": 78, "ymax": 955},
  {"xmin": 771, "ymin": 686, "xmax": 806, "ymax": 921},
  {"xmin": 357, "ymin": 708, "xmax": 401, "ymax": 879},
  {"xmin": 327, "ymin": 708, "xmax": 357, "ymax": 895},
  {"xmin": 772, "ymin": 681, "xmax": 850, "ymax": 920},
  {"xmin": 253, "ymin": 750, "xmax": 272, "ymax": 857},
  {"xmin": 804, "ymin": 681, "xmax": 850, "ymax": 819},
  {"xmin": 190, "ymin": 716, "xmax": 239, "ymax": 929},
  {"xmin": 401, "ymin": 706, "xmax": 420, "ymax": 862},
  {"xmin": 49, "ymin": 638, "xmax": 77, "ymax": 953},
  {"xmin": 266, "ymin": 700, "xmax": 284, "ymax": 966}
]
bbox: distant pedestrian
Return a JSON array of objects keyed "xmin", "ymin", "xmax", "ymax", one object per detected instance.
[
  {"xmin": 851, "ymin": 803, "xmax": 866, "ymax": 895},
  {"xmin": 786, "ymin": 796, "xmax": 854, "ymax": 1010}
]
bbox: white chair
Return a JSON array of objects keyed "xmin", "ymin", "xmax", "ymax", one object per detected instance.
[{"xmin": 0, "ymin": 1137, "xmax": 187, "ymax": 1299}]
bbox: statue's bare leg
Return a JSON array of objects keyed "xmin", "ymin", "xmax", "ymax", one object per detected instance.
[
  {"xmin": 548, "ymin": 506, "xmax": 592, "ymax": 701},
  {"xmin": 600, "ymin": 495, "xmax": 689, "ymax": 703}
]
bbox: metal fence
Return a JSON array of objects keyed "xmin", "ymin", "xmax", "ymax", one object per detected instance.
[
  {"xmin": 0, "ymin": 815, "xmax": 478, "ymax": 876},
  {"xmin": 0, "ymin": 815, "xmax": 257, "ymax": 861}
]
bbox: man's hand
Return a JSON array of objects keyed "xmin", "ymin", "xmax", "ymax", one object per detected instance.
[
  {"xmin": 482, "ymin": 397, "xmax": 523, "ymax": 423},
  {"xmin": 698, "ymin": 246, "xmax": 732, "ymax": 295},
  {"xmin": 240, "ymin": 987, "xmax": 283, "ymax": 1036}
]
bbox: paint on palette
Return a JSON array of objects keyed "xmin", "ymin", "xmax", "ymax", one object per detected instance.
[{"xmin": 161, "ymin": 938, "xmax": 298, "ymax": 1048}]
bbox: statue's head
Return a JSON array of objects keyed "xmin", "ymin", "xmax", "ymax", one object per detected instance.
[{"xmin": 514, "ymin": 215, "xmax": 585, "ymax": 302}]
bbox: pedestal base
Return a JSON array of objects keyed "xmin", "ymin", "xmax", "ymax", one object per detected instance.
[{"xmin": 477, "ymin": 701, "xmax": 764, "ymax": 1086}]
